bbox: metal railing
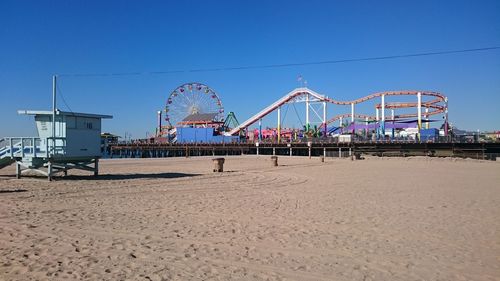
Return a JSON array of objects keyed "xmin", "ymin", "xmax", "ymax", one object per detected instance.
[{"xmin": 0, "ymin": 137, "xmax": 66, "ymax": 159}]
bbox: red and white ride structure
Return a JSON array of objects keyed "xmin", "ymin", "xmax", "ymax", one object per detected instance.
[{"xmin": 226, "ymin": 87, "xmax": 448, "ymax": 141}]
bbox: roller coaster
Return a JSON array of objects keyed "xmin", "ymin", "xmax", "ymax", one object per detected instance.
[{"xmin": 226, "ymin": 87, "xmax": 448, "ymax": 141}]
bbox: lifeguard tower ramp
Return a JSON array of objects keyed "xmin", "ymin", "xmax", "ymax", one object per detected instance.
[{"xmin": 0, "ymin": 110, "xmax": 112, "ymax": 181}]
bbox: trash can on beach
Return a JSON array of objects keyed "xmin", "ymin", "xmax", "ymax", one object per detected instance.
[
  {"xmin": 270, "ymin": 156, "xmax": 278, "ymax": 167},
  {"xmin": 212, "ymin": 158, "xmax": 225, "ymax": 172}
]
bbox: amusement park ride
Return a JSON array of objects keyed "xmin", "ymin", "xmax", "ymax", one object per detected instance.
[
  {"xmin": 156, "ymin": 82, "xmax": 449, "ymax": 143},
  {"xmin": 155, "ymin": 83, "xmax": 225, "ymax": 138}
]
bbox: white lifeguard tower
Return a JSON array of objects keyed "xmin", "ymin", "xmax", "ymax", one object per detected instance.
[
  {"xmin": 0, "ymin": 76, "xmax": 113, "ymax": 180},
  {"xmin": 0, "ymin": 110, "xmax": 112, "ymax": 180}
]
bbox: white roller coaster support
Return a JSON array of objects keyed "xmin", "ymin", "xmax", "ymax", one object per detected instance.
[
  {"xmin": 306, "ymin": 93, "xmax": 310, "ymax": 130},
  {"xmin": 351, "ymin": 103, "xmax": 355, "ymax": 133},
  {"xmin": 365, "ymin": 116, "xmax": 369, "ymax": 138},
  {"xmin": 226, "ymin": 87, "xmax": 447, "ymax": 137},
  {"xmin": 425, "ymin": 107, "xmax": 429, "ymax": 129},
  {"xmin": 417, "ymin": 92, "xmax": 422, "ymax": 141},
  {"xmin": 391, "ymin": 109, "xmax": 395, "ymax": 139},
  {"xmin": 258, "ymin": 118, "xmax": 262, "ymax": 141},
  {"xmin": 322, "ymin": 101, "xmax": 327, "ymax": 135},
  {"xmin": 226, "ymin": 88, "xmax": 325, "ymax": 136},
  {"xmin": 277, "ymin": 106, "xmax": 281, "ymax": 143},
  {"xmin": 351, "ymin": 103, "xmax": 354, "ymax": 122},
  {"xmin": 444, "ymin": 97, "xmax": 449, "ymax": 137},
  {"xmin": 381, "ymin": 94, "xmax": 385, "ymax": 135}
]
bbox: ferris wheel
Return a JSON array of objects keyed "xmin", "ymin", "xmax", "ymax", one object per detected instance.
[{"xmin": 165, "ymin": 82, "xmax": 224, "ymax": 127}]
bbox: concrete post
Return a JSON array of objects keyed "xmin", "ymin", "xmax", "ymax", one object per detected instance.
[{"xmin": 47, "ymin": 162, "xmax": 52, "ymax": 182}]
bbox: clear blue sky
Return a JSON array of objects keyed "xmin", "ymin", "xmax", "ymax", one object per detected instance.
[{"xmin": 1, "ymin": 0, "xmax": 499, "ymax": 138}]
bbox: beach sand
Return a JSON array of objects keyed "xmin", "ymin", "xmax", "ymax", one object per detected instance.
[{"xmin": 0, "ymin": 156, "xmax": 499, "ymax": 280}]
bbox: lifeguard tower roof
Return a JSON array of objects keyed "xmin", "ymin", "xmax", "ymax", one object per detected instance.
[{"xmin": 17, "ymin": 110, "xmax": 113, "ymax": 119}]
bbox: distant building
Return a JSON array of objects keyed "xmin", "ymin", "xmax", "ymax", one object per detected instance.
[{"xmin": 483, "ymin": 131, "xmax": 500, "ymax": 142}]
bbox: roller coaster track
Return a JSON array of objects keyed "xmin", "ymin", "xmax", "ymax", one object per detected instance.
[{"xmin": 227, "ymin": 88, "xmax": 447, "ymax": 135}]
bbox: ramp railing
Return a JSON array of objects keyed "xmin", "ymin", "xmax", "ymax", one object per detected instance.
[{"xmin": 0, "ymin": 137, "xmax": 66, "ymax": 159}]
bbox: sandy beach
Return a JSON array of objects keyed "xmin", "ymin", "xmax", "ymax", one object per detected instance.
[{"xmin": 0, "ymin": 156, "xmax": 499, "ymax": 281}]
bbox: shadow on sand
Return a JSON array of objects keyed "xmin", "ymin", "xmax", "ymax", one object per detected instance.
[
  {"xmin": 62, "ymin": 172, "xmax": 201, "ymax": 181},
  {"xmin": 0, "ymin": 189, "xmax": 28, "ymax": 194}
]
